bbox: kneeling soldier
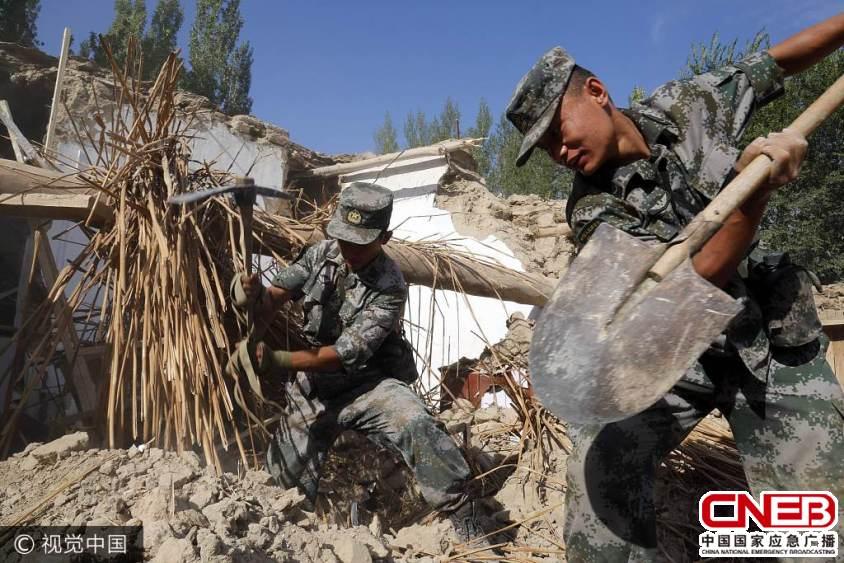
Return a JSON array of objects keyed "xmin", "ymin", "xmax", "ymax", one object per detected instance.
[{"xmin": 233, "ymin": 182, "xmax": 472, "ymax": 515}]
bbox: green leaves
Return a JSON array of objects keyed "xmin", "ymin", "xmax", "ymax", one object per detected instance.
[
  {"xmin": 682, "ymin": 30, "xmax": 769, "ymax": 78},
  {"xmin": 374, "ymin": 112, "xmax": 400, "ymax": 154},
  {"xmin": 484, "ymin": 112, "xmax": 572, "ymax": 199},
  {"xmin": 749, "ymin": 50, "xmax": 844, "ymax": 282},
  {"xmin": 397, "ymin": 98, "xmax": 463, "ymax": 151},
  {"xmin": 0, "ymin": 0, "xmax": 41, "ymax": 47},
  {"xmin": 143, "ymin": 0, "xmax": 183, "ymax": 79},
  {"xmin": 77, "ymin": 0, "xmax": 181, "ymax": 80},
  {"xmin": 375, "ymin": 97, "xmax": 571, "ymax": 199},
  {"xmin": 185, "ymin": 0, "xmax": 253, "ymax": 115},
  {"xmin": 76, "ymin": 0, "xmax": 251, "ymax": 116}
]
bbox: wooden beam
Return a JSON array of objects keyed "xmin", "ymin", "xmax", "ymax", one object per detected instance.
[
  {"xmin": 0, "ymin": 105, "xmax": 100, "ymax": 415},
  {"xmin": 386, "ymin": 244, "xmax": 554, "ymax": 306},
  {"xmin": 0, "ymin": 158, "xmax": 110, "ymax": 224},
  {"xmin": 0, "ymin": 158, "xmax": 88, "ymax": 193},
  {"xmin": 0, "ymin": 191, "xmax": 112, "ymax": 224},
  {"xmin": 0, "ymin": 101, "xmax": 51, "ymax": 169},
  {"xmin": 254, "ymin": 223, "xmax": 554, "ymax": 306},
  {"xmin": 36, "ymin": 235, "xmax": 99, "ymax": 413},
  {"xmin": 299, "ymin": 138, "xmax": 484, "ymax": 178},
  {"xmin": 0, "ymin": 157, "xmax": 554, "ymax": 306}
]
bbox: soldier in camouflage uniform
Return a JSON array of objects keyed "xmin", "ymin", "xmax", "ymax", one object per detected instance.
[
  {"xmin": 506, "ymin": 14, "xmax": 844, "ymax": 561},
  {"xmin": 235, "ymin": 182, "xmax": 471, "ymax": 511}
]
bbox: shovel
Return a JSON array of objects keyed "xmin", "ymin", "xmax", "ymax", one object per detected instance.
[{"xmin": 530, "ymin": 74, "xmax": 844, "ymax": 425}]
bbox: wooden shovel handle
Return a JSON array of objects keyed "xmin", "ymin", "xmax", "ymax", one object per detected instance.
[{"xmin": 650, "ymin": 73, "xmax": 844, "ymax": 280}]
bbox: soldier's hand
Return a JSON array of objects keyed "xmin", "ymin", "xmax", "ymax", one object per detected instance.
[
  {"xmin": 240, "ymin": 273, "xmax": 264, "ymax": 305},
  {"xmin": 735, "ymin": 128, "xmax": 807, "ymax": 192}
]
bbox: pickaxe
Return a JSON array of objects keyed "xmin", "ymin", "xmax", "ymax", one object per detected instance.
[
  {"xmin": 167, "ymin": 177, "xmax": 293, "ymax": 399},
  {"xmin": 168, "ymin": 177, "xmax": 293, "ymax": 306}
]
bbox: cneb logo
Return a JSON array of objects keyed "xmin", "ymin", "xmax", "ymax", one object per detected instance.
[{"xmin": 700, "ymin": 491, "xmax": 838, "ymax": 531}]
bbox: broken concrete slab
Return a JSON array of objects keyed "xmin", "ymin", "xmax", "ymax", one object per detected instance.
[
  {"xmin": 332, "ymin": 536, "xmax": 372, "ymax": 563},
  {"xmin": 28, "ymin": 431, "xmax": 89, "ymax": 464}
]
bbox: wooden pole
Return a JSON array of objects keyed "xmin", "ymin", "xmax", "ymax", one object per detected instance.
[
  {"xmin": 44, "ymin": 27, "xmax": 72, "ymax": 158},
  {"xmin": 299, "ymin": 138, "xmax": 485, "ymax": 178}
]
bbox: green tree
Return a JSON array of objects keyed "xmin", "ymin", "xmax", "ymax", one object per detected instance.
[
  {"xmin": 682, "ymin": 30, "xmax": 768, "ymax": 78},
  {"xmin": 107, "ymin": 0, "xmax": 147, "ymax": 68},
  {"xmin": 0, "ymin": 0, "xmax": 40, "ymax": 47},
  {"xmin": 77, "ymin": 0, "xmax": 182, "ymax": 79},
  {"xmin": 748, "ymin": 50, "xmax": 844, "ymax": 281},
  {"xmin": 628, "ymin": 85, "xmax": 647, "ymax": 106},
  {"xmin": 374, "ymin": 112, "xmax": 400, "ymax": 154},
  {"xmin": 467, "ymin": 98, "xmax": 492, "ymax": 139},
  {"xmin": 386, "ymin": 97, "xmax": 570, "ymax": 198},
  {"xmin": 434, "ymin": 97, "xmax": 461, "ymax": 141},
  {"xmin": 401, "ymin": 99, "xmax": 464, "ymax": 148},
  {"xmin": 403, "ymin": 111, "xmax": 424, "ymax": 148},
  {"xmin": 78, "ymin": 32, "xmax": 103, "ymax": 64},
  {"xmin": 220, "ymin": 42, "xmax": 253, "ymax": 114},
  {"xmin": 143, "ymin": 0, "xmax": 183, "ymax": 79},
  {"xmin": 77, "ymin": 0, "xmax": 146, "ymax": 69},
  {"xmin": 467, "ymin": 98, "xmax": 493, "ymax": 176},
  {"xmin": 186, "ymin": 0, "xmax": 253, "ymax": 115},
  {"xmin": 485, "ymin": 113, "xmax": 572, "ymax": 199}
]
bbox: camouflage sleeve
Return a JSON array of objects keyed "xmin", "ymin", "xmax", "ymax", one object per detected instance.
[
  {"xmin": 708, "ymin": 51, "xmax": 785, "ymax": 141},
  {"xmin": 270, "ymin": 242, "xmax": 324, "ymax": 295},
  {"xmin": 647, "ymin": 51, "xmax": 785, "ymax": 198},
  {"xmin": 666, "ymin": 50, "xmax": 784, "ymax": 143},
  {"xmin": 333, "ymin": 290, "xmax": 405, "ymax": 375}
]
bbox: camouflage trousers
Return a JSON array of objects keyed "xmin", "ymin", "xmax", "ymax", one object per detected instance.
[
  {"xmin": 564, "ymin": 336, "xmax": 844, "ymax": 562},
  {"xmin": 266, "ymin": 373, "xmax": 470, "ymax": 511}
]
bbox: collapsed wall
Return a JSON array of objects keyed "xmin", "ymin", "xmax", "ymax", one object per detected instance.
[{"xmin": 435, "ymin": 167, "xmax": 574, "ymax": 280}]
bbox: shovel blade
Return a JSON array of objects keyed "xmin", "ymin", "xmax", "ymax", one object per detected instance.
[{"xmin": 529, "ymin": 223, "xmax": 742, "ymax": 424}]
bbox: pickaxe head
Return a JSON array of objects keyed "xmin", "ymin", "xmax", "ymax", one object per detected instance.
[{"xmin": 166, "ymin": 176, "xmax": 293, "ymax": 206}]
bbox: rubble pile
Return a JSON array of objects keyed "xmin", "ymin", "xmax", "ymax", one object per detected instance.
[
  {"xmin": 815, "ymin": 282, "xmax": 844, "ymax": 315},
  {"xmin": 435, "ymin": 177, "xmax": 575, "ymax": 279},
  {"xmin": 0, "ymin": 433, "xmax": 427, "ymax": 562},
  {"xmin": 0, "ymin": 409, "xmax": 568, "ymax": 561}
]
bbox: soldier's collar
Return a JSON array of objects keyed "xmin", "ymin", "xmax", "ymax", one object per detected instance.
[
  {"xmin": 351, "ymin": 249, "xmax": 388, "ymax": 285},
  {"xmin": 621, "ymin": 105, "xmax": 679, "ymax": 147}
]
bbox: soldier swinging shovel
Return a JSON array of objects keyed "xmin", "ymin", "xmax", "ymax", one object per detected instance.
[{"xmin": 529, "ymin": 70, "xmax": 844, "ymax": 424}]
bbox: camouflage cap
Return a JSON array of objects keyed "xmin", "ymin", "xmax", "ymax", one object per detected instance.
[
  {"xmin": 506, "ymin": 47, "xmax": 575, "ymax": 167},
  {"xmin": 326, "ymin": 182, "xmax": 393, "ymax": 245}
]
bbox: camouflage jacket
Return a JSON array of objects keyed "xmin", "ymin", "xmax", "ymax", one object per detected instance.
[
  {"xmin": 271, "ymin": 240, "xmax": 418, "ymax": 383},
  {"xmin": 565, "ymin": 51, "xmax": 822, "ymax": 381}
]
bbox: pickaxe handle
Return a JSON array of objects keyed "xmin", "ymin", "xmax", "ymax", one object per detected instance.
[
  {"xmin": 650, "ymin": 73, "xmax": 844, "ymax": 280},
  {"xmin": 233, "ymin": 177, "xmax": 257, "ymax": 335}
]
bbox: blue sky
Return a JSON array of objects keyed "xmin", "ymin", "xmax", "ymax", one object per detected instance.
[{"xmin": 37, "ymin": 1, "xmax": 842, "ymax": 155}]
